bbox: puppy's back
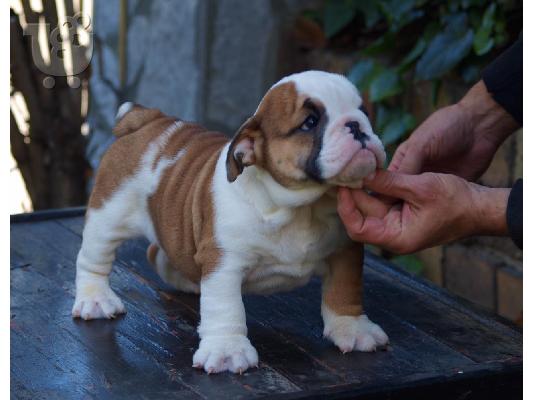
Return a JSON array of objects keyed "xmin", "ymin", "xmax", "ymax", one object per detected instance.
[{"xmin": 88, "ymin": 105, "xmax": 179, "ymax": 209}]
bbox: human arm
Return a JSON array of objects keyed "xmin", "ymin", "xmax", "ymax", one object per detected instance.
[
  {"xmin": 388, "ymin": 80, "xmax": 518, "ymax": 180},
  {"xmin": 389, "ymin": 36, "xmax": 522, "ymax": 179}
]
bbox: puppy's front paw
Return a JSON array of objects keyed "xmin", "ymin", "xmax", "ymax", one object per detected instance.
[
  {"xmin": 324, "ymin": 314, "xmax": 388, "ymax": 353},
  {"xmin": 193, "ymin": 335, "xmax": 259, "ymax": 374},
  {"xmin": 72, "ymin": 283, "xmax": 126, "ymax": 320}
]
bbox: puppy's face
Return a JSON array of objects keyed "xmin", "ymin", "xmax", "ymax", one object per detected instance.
[{"xmin": 226, "ymin": 71, "xmax": 386, "ymax": 189}]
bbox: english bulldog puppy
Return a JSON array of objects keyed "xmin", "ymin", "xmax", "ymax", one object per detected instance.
[{"xmin": 72, "ymin": 70, "xmax": 389, "ymax": 374}]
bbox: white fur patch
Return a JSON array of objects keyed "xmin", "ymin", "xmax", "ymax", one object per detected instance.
[
  {"xmin": 193, "ymin": 335, "xmax": 258, "ymax": 374},
  {"xmin": 194, "ymin": 255, "xmax": 258, "ymax": 373},
  {"xmin": 71, "ymin": 268, "xmax": 126, "ymax": 319},
  {"xmin": 322, "ymin": 305, "xmax": 389, "ymax": 353},
  {"xmin": 212, "ymin": 144, "xmax": 347, "ymax": 289}
]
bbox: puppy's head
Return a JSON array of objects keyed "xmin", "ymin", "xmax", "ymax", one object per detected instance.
[{"xmin": 226, "ymin": 71, "xmax": 386, "ymax": 189}]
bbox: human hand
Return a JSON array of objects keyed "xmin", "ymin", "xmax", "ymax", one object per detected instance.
[
  {"xmin": 337, "ymin": 170, "xmax": 510, "ymax": 254},
  {"xmin": 389, "ymin": 81, "xmax": 518, "ymax": 181}
]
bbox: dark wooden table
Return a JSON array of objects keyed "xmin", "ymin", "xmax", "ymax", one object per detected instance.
[{"xmin": 11, "ymin": 208, "xmax": 522, "ymax": 399}]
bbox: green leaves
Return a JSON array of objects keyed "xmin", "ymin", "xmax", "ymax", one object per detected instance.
[
  {"xmin": 399, "ymin": 37, "xmax": 427, "ymax": 71},
  {"xmin": 348, "ymin": 60, "xmax": 402, "ymax": 102},
  {"xmin": 354, "ymin": 2, "xmax": 382, "ymax": 28},
  {"xmin": 323, "ymin": 0, "xmax": 515, "ymax": 154},
  {"xmin": 324, "ymin": 0, "xmax": 359, "ymax": 38},
  {"xmin": 415, "ymin": 13, "xmax": 474, "ymax": 80},
  {"xmin": 375, "ymin": 106, "xmax": 416, "ymax": 146},
  {"xmin": 382, "ymin": 113, "xmax": 416, "ymax": 146},
  {"xmin": 361, "ymin": 32, "xmax": 395, "ymax": 56},
  {"xmin": 347, "ymin": 63, "xmax": 408, "ymax": 145},
  {"xmin": 347, "ymin": 59, "xmax": 376, "ymax": 90},
  {"xmin": 473, "ymin": 3, "xmax": 496, "ymax": 55},
  {"xmin": 323, "ymin": 0, "xmax": 383, "ymax": 38},
  {"xmin": 378, "ymin": 0, "xmax": 424, "ymax": 32},
  {"xmin": 369, "ymin": 69, "xmax": 402, "ymax": 101},
  {"xmin": 391, "ymin": 255, "xmax": 424, "ymax": 275}
]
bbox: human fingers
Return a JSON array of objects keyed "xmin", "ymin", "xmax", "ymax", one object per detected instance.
[
  {"xmin": 348, "ymin": 189, "xmax": 391, "ymax": 218},
  {"xmin": 363, "ymin": 170, "xmax": 417, "ymax": 200},
  {"xmin": 338, "ymin": 188, "xmax": 383, "ymax": 243},
  {"xmin": 388, "ymin": 140, "xmax": 424, "ymax": 175},
  {"xmin": 340, "ymin": 205, "xmax": 404, "ymax": 249},
  {"xmin": 337, "ymin": 187, "xmax": 365, "ymax": 229}
]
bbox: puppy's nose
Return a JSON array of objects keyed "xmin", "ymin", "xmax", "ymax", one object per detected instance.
[{"xmin": 345, "ymin": 121, "xmax": 369, "ymax": 148}]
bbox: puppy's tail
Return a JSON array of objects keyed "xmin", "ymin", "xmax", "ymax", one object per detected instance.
[
  {"xmin": 146, "ymin": 243, "xmax": 159, "ymax": 267},
  {"xmin": 113, "ymin": 102, "xmax": 164, "ymax": 138},
  {"xmin": 146, "ymin": 243, "xmax": 200, "ymax": 294}
]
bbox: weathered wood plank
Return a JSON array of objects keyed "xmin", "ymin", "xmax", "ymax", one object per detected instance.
[
  {"xmin": 11, "ymin": 220, "xmax": 302, "ymax": 399},
  {"xmin": 243, "ymin": 281, "xmax": 476, "ymax": 385},
  {"xmin": 113, "ymin": 236, "xmax": 352, "ymax": 390},
  {"xmin": 11, "ymin": 215, "xmax": 522, "ymax": 400},
  {"xmin": 364, "ymin": 255, "xmax": 522, "ymax": 363},
  {"xmin": 10, "ymin": 250, "xmax": 202, "ymax": 399},
  {"xmin": 112, "ymin": 234, "xmax": 479, "ymax": 389},
  {"xmin": 55, "ymin": 215, "xmax": 84, "ymax": 236}
]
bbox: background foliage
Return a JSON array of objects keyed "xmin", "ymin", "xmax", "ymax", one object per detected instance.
[{"xmin": 303, "ymin": 0, "xmax": 521, "ymax": 161}]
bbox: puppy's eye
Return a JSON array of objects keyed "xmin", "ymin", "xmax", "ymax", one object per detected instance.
[{"xmin": 300, "ymin": 115, "xmax": 319, "ymax": 132}]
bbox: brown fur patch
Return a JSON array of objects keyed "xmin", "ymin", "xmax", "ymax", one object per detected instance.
[
  {"xmin": 88, "ymin": 108, "xmax": 176, "ymax": 209},
  {"xmin": 322, "ymin": 243, "xmax": 364, "ymax": 316},
  {"xmin": 113, "ymin": 104, "xmax": 165, "ymax": 137},
  {"xmin": 147, "ymin": 125, "xmax": 228, "ymax": 283},
  {"xmin": 225, "ymin": 82, "xmax": 323, "ymax": 188}
]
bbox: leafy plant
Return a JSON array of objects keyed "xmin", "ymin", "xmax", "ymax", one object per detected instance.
[
  {"xmin": 391, "ymin": 254, "xmax": 425, "ymax": 275},
  {"xmin": 304, "ymin": 0, "xmax": 521, "ymax": 157}
]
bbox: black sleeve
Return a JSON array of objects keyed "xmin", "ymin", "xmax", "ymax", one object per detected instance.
[
  {"xmin": 506, "ymin": 179, "xmax": 522, "ymax": 249},
  {"xmin": 482, "ymin": 36, "xmax": 523, "ymax": 125}
]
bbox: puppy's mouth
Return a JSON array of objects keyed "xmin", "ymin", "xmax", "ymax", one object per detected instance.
[{"xmin": 326, "ymin": 146, "xmax": 384, "ymax": 189}]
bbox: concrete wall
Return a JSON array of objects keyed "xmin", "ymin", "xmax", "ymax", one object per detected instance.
[{"xmin": 87, "ymin": 0, "xmax": 309, "ymax": 170}]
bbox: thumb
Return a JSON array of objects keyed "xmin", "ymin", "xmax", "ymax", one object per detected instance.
[
  {"xmin": 388, "ymin": 141, "xmax": 424, "ymax": 174},
  {"xmin": 363, "ymin": 170, "xmax": 416, "ymax": 200}
]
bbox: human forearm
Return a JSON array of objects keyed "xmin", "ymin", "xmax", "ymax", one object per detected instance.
[
  {"xmin": 389, "ymin": 81, "xmax": 518, "ymax": 181},
  {"xmin": 457, "ymin": 81, "xmax": 518, "ymax": 149},
  {"xmin": 469, "ymin": 182, "xmax": 510, "ymax": 237}
]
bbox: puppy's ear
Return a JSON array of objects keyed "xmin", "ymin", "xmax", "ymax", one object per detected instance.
[{"xmin": 226, "ymin": 117, "xmax": 262, "ymax": 182}]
